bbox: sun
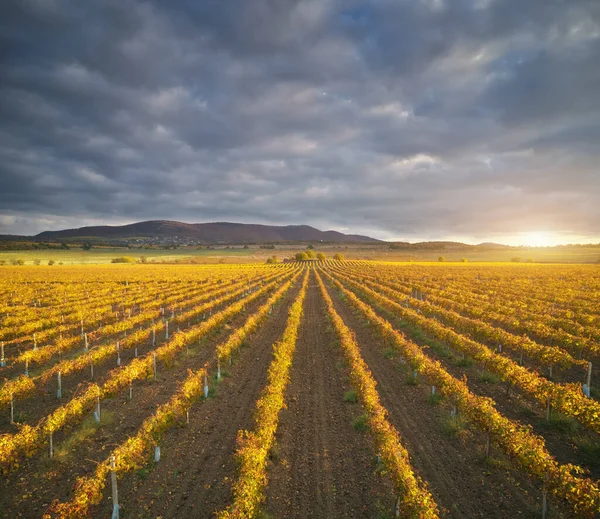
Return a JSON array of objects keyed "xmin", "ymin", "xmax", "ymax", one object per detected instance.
[{"xmin": 521, "ymin": 231, "xmax": 556, "ymax": 247}]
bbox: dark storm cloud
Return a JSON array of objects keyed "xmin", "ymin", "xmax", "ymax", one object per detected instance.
[{"xmin": 1, "ymin": 0, "xmax": 599, "ymax": 242}]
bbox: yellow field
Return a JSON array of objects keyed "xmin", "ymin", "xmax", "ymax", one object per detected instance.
[{"xmin": 0, "ymin": 262, "xmax": 599, "ymax": 518}]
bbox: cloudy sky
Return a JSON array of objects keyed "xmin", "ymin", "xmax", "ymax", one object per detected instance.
[{"xmin": 1, "ymin": 0, "xmax": 599, "ymax": 244}]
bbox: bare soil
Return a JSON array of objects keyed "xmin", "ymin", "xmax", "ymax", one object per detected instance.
[
  {"xmin": 345, "ymin": 273, "xmax": 600, "ymax": 482},
  {"xmin": 0, "ymin": 282, "xmax": 243, "ymax": 434},
  {"xmin": 0, "ymin": 284, "xmax": 279, "ymax": 519},
  {"xmin": 1, "ymin": 268, "xmax": 595, "ymax": 519},
  {"xmin": 322, "ymin": 273, "xmax": 563, "ymax": 518},
  {"xmin": 265, "ymin": 272, "xmax": 395, "ymax": 518},
  {"xmin": 106, "ymin": 278, "xmax": 304, "ymax": 519}
]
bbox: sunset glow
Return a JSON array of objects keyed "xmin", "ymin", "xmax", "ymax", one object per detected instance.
[
  {"xmin": 0, "ymin": 1, "xmax": 598, "ymax": 242},
  {"xmin": 520, "ymin": 232, "xmax": 559, "ymax": 247}
]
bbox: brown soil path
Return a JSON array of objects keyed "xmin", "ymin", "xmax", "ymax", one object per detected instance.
[
  {"xmin": 265, "ymin": 270, "xmax": 395, "ymax": 518},
  {"xmin": 111, "ymin": 278, "xmax": 304, "ymax": 519},
  {"xmin": 321, "ymin": 274, "xmax": 558, "ymax": 519}
]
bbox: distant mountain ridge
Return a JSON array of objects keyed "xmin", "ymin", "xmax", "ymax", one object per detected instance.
[{"xmin": 34, "ymin": 220, "xmax": 380, "ymax": 243}]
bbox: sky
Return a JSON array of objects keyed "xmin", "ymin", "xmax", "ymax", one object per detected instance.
[{"xmin": 1, "ymin": 0, "xmax": 599, "ymax": 245}]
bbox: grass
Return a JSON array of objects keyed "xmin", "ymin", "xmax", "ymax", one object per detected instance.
[
  {"xmin": 213, "ymin": 366, "xmax": 230, "ymax": 382},
  {"xmin": 515, "ymin": 402, "xmax": 538, "ymax": 420},
  {"xmin": 383, "ymin": 347, "xmax": 396, "ymax": 359},
  {"xmin": 408, "ymin": 327, "xmax": 428, "ymax": 343},
  {"xmin": 10, "ymin": 410, "xmax": 30, "ymax": 424},
  {"xmin": 375, "ymin": 500, "xmax": 394, "ymax": 519},
  {"xmin": 53, "ymin": 410, "xmax": 117, "ymax": 463},
  {"xmin": 575, "ymin": 439, "xmax": 600, "ymax": 469},
  {"xmin": 343, "ymin": 389, "xmax": 359, "ymax": 403},
  {"xmin": 428, "ymin": 392, "xmax": 443, "ymax": 406},
  {"xmin": 480, "ymin": 453, "xmax": 512, "ymax": 471},
  {"xmin": 427, "ymin": 340, "xmax": 452, "ymax": 359},
  {"xmin": 477, "ymin": 371, "xmax": 500, "ymax": 384},
  {"xmin": 537, "ymin": 412, "xmax": 580, "ymax": 434},
  {"xmin": 0, "ymin": 247, "xmax": 259, "ymax": 265},
  {"xmin": 268, "ymin": 440, "xmax": 280, "ymax": 462},
  {"xmin": 352, "ymin": 413, "xmax": 369, "ymax": 432},
  {"xmin": 455, "ymin": 356, "xmax": 474, "ymax": 368},
  {"xmin": 206, "ymin": 383, "xmax": 217, "ymax": 399},
  {"xmin": 1, "ymin": 244, "xmax": 599, "ymax": 265},
  {"xmin": 136, "ymin": 466, "xmax": 152, "ymax": 480},
  {"xmin": 405, "ymin": 371, "xmax": 419, "ymax": 386},
  {"xmin": 441, "ymin": 415, "xmax": 471, "ymax": 442}
]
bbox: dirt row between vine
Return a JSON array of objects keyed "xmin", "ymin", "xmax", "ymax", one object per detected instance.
[
  {"xmin": 0, "ymin": 281, "xmax": 283, "ymax": 519},
  {"xmin": 265, "ymin": 272, "xmax": 396, "ymax": 518},
  {"xmin": 334, "ymin": 271, "xmax": 600, "ymax": 482},
  {"xmin": 321, "ymin": 274, "xmax": 558, "ymax": 518},
  {"xmin": 0, "ymin": 293, "xmax": 231, "ymax": 434},
  {"xmin": 110, "ymin": 277, "xmax": 305, "ymax": 519},
  {"xmin": 390, "ymin": 271, "xmax": 600, "ymax": 385},
  {"xmin": 0, "ymin": 278, "xmax": 262, "ymax": 434},
  {"xmin": 4, "ymin": 267, "xmax": 588, "ymax": 519},
  {"xmin": 0, "ymin": 279, "xmax": 187, "ymax": 376},
  {"xmin": 335, "ymin": 267, "xmax": 598, "ymax": 386}
]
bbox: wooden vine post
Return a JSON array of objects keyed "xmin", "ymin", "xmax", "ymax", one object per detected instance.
[
  {"xmin": 541, "ymin": 477, "xmax": 549, "ymax": 519},
  {"xmin": 583, "ymin": 362, "xmax": 593, "ymax": 397},
  {"xmin": 94, "ymin": 392, "xmax": 101, "ymax": 423},
  {"xmin": 519, "ymin": 347, "xmax": 524, "ymax": 366},
  {"xmin": 110, "ymin": 454, "xmax": 119, "ymax": 519}
]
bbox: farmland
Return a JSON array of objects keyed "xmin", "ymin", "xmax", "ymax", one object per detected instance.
[
  {"xmin": 0, "ymin": 262, "xmax": 599, "ymax": 518},
  {"xmin": 1, "ymin": 243, "xmax": 599, "ymax": 266}
]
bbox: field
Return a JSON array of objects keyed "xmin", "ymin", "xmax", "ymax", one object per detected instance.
[
  {"xmin": 0, "ymin": 262, "xmax": 599, "ymax": 518},
  {"xmin": 1, "ymin": 244, "xmax": 599, "ymax": 265},
  {"xmin": 0, "ymin": 248, "xmax": 258, "ymax": 265}
]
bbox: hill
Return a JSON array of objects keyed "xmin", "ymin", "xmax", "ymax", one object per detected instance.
[{"xmin": 34, "ymin": 220, "xmax": 380, "ymax": 244}]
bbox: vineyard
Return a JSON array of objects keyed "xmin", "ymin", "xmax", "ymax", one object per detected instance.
[{"xmin": 0, "ymin": 262, "xmax": 599, "ymax": 518}]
